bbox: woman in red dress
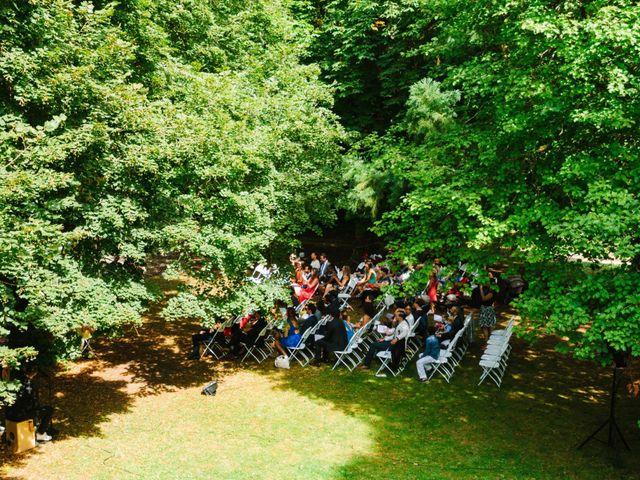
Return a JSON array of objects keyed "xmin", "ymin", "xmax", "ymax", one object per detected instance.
[
  {"xmin": 294, "ymin": 270, "xmax": 319, "ymax": 304},
  {"xmin": 427, "ymin": 269, "xmax": 438, "ymax": 313}
]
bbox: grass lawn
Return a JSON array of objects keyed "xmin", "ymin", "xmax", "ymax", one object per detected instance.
[{"xmin": 1, "ymin": 281, "xmax": 639, "ymax": 479}]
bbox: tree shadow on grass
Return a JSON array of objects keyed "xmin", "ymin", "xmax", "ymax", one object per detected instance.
[
  {"xmin": 0, "ymin": 277, "xmax": 240, "ymax": 475},
  {"xmin": 257, "ymin": 312, "xmax": 640, "ymax": 480}
]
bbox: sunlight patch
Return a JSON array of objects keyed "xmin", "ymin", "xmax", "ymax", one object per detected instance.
[{"xmin": 2, "ymin": 371, "xmax": 375, "ymax": 480}]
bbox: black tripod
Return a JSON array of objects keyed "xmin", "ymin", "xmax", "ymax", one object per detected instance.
[{"xmin": 578, "ymin": 367, "xmax": 630, "ymax": 451}]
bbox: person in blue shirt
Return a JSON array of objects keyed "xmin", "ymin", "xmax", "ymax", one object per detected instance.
[{"xmin": 416, "ymin": 325, "xmax": 440, "ymax": 383}]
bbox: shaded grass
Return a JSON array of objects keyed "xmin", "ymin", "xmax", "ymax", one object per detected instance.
[{"xmin": 1, "ymin": 279, "xmax": 639, "ymax": 479}]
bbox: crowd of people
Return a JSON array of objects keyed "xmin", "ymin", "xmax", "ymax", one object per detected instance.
[{"xmin": 190, "ymin": 251, "xmax": 500, "ymax": 380}]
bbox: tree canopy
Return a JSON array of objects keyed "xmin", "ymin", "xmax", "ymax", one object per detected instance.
[
  {"xmin": 0, "ymin": 0, "xmax": 343, "ymax": 403},
  {"xmin": 297, "ymin": 0, "xmax": 640, "ymax": 362}
]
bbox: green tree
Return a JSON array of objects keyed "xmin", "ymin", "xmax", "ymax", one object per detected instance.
[
  {"xmin": 0, "ymin": 0, "xmax": 343, "ymax": 404},
  {"xmin": 296, "ymin": 0, "xmax": 640, "ymax": 362}
]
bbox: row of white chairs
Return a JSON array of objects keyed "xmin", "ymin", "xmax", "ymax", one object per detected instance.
[
  {"xmin": 426, "ymin": 315, "xmax": 472, "ymax": 382},
  {"xmin": 478, "ymin": 316, "xmax": 515, "ymax": 387},
  {"xmin": 332, "ymin": 308, "xmax": 385, "ymax": 371},
  {"xmin": 286, "ymin": 314, "xmax": 333, "ymax": 366},
  {"xmin": 210, "ymin": 268, "xmax": 514, "ymax": 388}
]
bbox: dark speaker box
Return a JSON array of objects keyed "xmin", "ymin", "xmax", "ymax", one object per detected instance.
[{"xmin": 202, "ymin": 380, "xmax": 217, "ymax": 396}]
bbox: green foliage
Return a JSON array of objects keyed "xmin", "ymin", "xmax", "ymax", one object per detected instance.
[
  {"xmin": 0, "ymin": 0, "xmax": 343, "ymax": 403},
  {"xmin": 291, "ymin": 0, "xmax": 437, "ymax": 132},
  {"xmin": 405, "ymin": 78, "xmax": 460, "ymax": 139},
  {"xmin": 296, "ymin": 0, "xmax": 640, "ymax": 362}
]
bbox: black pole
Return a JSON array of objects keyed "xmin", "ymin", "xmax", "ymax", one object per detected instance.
[{"xmin": 577, "ymin": 367, "xmax": 630, "ymax": 451}]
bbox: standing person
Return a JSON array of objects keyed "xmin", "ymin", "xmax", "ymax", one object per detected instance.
[
  {"xmin": 416, "ymin": 326, "xmax": 440, "ymax": 382},
  {"xmin": 309, "ymin": 252, "xmax": 321, "ymax": 271},
  {"xmin": 426, "ymin": 268, "xmax": 438, "ymax": 313},
  {"xmin": 479, "ymin": 273, "xmax": 497, "ymax": 346},
  {"xmin": 6, "ymin": 365, "xmax": 55, "ymax": 442}
]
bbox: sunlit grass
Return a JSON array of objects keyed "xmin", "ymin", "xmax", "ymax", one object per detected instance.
[{"xmin": 3, "ymin": 372, "xmax": 374, "ymax": 480}]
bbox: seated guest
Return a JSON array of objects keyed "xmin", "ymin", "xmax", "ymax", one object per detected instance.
[
  {"xmin": 319, "ymin": 289, "xmax": 341, "ymax": 317},
  {"xmin": 355, "ymin": 253, "xmax": 371, "ymax": 274},
  {"xmin": 312, "ymin": 301, "xmax": 323, "ymax": 322},
  {"xmin": 355, "ymin": 292, "xmax": 377, "ymax": 328},
  {"xmin": 412, "ymin": 298, "xmax": 428, "ymax": 336},
  {"xmin": 313, "ymin": 310, "xmax": 348, "ymax": 365},
  {"xmin": 230, "ymin": 311, "xmax": 266, "ymax": 356},
  {"xmin": 272, "ymin": 307, "xmax": 302, "ymax": 357},
  {"xmin": 190, "ymin": 322, "xmax": 217, "ymax": 360},
  {"xmin": 328, "ymin": 265, "xmax": 351, "ymax": 290},
  {"xmin": 416, "ymin": 325, "xmax": 440, "ymax": 382},
  {"xmin": 289, "ymin": 253, "xmax": 298, "ymax": 267},
  {"xmin": 318, "ymin": 253, "xmax": 332, "ymax": 282},
  {"xmin": 293, "ymin": 270, "xmax": 319, "ymax": 304},
  {"xmin": 300, "ymin": 304, "xmax": 320, "ymax": 335},
  {"xmin": 302, "ymin": 264, "xmax": 313, "ymax": 283},
  {"xmin": 336, "ymin": 265, "xmax": 351, "ymax": 289},
  {"xmin": 403, "ymin": 304, "xmax": 415, "ymax": 328},
  {"xmin": 292, "ymin": 261, "xmax": 305, "ymax": 285},
  {"xmin": 354, "ymin": 262, "xmax": 377, "ymax": 297},
  {"xmin": 319, "ymin": 265, "xmax": 338, "ymax": 295},
  {"xmin": 358, "ymin": 311, "xmax": 410, "ymax": 370},
  {"xmin": 374, "ymin": 266, "xmax": 392, "ymax": 288},
  {"xmin": 438, "ymin": 306, "xmax": 465, "ymax": 343},
  {"xmin": 325, "ymin": 265, "xmax": 351, "ymax": 296},
  {"xmin": 6, "ymin": 364, "xmax": 55, "ymax": 442},
  {"xmin": 300, "ymin": 302, "xmax": 314, "ymax": 320}
]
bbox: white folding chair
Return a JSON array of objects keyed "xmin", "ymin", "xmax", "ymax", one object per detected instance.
[
  {"xmin": 375, "ymin": 335, "xmax": 411, "ymax": 378},
  {"xmin": 200, "ymin": 316, "xmax": 239, "ymax": 360},
  {"xmin": 338, "ymin": 276, "xmax": 358, "ymax": 310},
  {"xmin": 240, "ymin": 322, "xmax": 274, "ymax": 363},
  {"xmin": 332, "ymin": 325, "xmax": 367, "ymax": 371},
  {"xmin": 332, "ymin": 311, "xmax": 382, "ymax": 371},
  {"xmin": 404, "ymin": 318, "xmax": 423, "ymax": 357},
  {"xmin": 427, "ymin": 329, "xmax": 464, "ymax": 383},
  {"xmin": 478, "ymin": 339, "xmax": 511, "ymax": 387},
  {"xmin": 287, "ymin": 321, "xmax": 324, "ymax": 367}
]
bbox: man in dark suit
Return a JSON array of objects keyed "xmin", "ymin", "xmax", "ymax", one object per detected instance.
[
  {"xmin": 318, "ymin": 253, "xmax": 331, "ymax": 282},
  {"xmin": 313, "ymin": 309, "xmax": 347, "ymax": 365}
]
